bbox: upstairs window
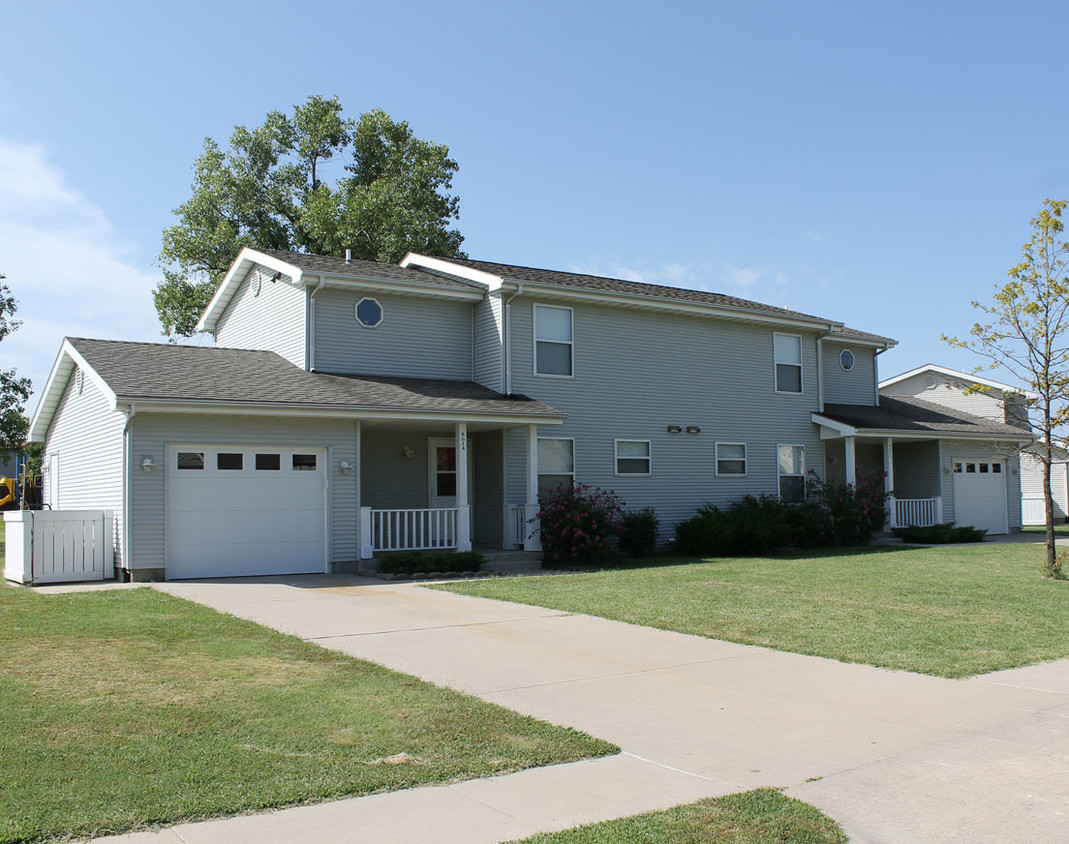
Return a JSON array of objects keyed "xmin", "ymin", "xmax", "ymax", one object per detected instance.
[
  {"xmin": 774, "ymin": 333, "xmax": 803, "ymax": 394},
  {"xmin": 778, "ymin": 444, "xmax": 805, "ymax": 503},
  {"xmin": 839, "ymin": 349, "xmax": 855, "ymax": 371},
  {"xmin": 355, "ymin": 298, "xmax": 383, "ymax": 328},
  {"xmin": 615, "ymin": 440, "xmax": 651, "ymax": 475},
  {"xmin": 535, "ymin": 305, "xmax": 573, "ymax": 376}
]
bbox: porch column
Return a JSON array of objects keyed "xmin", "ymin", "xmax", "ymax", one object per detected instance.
[
  {"xmin": 883, "ymin": 437, "xmax": 896, "ymax": 529},
  {"xmin": 844, "ymin": 436, "xmax": 856, "ymax": 486},
  {"xmin": 455, "ymin": 422, "xmax": 471, "ymax": 552},
  {"xmin": 524, "ymin": 424, "xmax": 542, "ymax": 552}
]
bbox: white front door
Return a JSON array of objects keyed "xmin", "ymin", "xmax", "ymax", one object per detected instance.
[
  {"xmin": 428, "ymin": 438, "xmax": 458, "ymax": 508},
  {"xmin": 951, "ymin": 458, "xmax": 1009, "ymax": 535}
]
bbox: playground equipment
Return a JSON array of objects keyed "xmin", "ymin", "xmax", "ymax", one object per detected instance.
[{"xmin": 0, "ymin": 476, "xmax": 14, "ymax": 507}]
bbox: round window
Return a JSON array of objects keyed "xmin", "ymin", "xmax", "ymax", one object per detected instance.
[
  {"xmin": 839, "ymin": 349, "xmax": 855, "ymax": 371},
  {"xmin": 355, "ymin": 298, "xmax": 383, "ymax": 327}
]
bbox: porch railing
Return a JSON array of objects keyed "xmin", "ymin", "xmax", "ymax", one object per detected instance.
[
  {"xmin": 508, "ymin": 504, "xmax": 527, "ymax": 549},
  {"xmin": 4, "ymin": 510, "xmax": 114, "ymax": 584},
  {"xmin": 891, "ymin": 496, "xmax": 943, "ymax": 529},
  {"xmin": 359, "ymin": 506, "xmax": 470, "ymax": 558}
]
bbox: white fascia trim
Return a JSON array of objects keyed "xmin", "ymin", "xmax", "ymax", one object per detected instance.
[
  {"xmin": 824, "ymin": 332, "xmax": 898, "ymax": 350},
  {"xmin": 811, "ymin": 414, "xmax": 858, "ymax": 437},
  {"xmin": 879, "ymin": 363, "xmax": 1040, "ymax": 399},
  {"xmin": 29, "ymin": 341, "xmax": 120, "ymax": 441},
  {"xmin": 400, "ymin": 253, "xmax": 504, "ymax": 291},
  {"xmin": 859, "ymin": 430, "xmax": 1034, "ymax": 443},
  {"xmin": 195, "ymin": 249, "xmax": 304, "ymax": 333},
  {"xmin": 116, "ymin": 400, "xmax": 565, "ymax": 426},
  {"xmin": 296, "ymin": 275, "xmax": 484, "ymax": 301},
  {"xmin": 502, "ymin": 282, "xmax": 843, "ymax": 332}
]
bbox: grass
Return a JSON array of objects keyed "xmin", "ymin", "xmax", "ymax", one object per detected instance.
[
  {"xmin": 1022, "ymin": 524, "xmax": 1069, "ymax": 536},
  {"xmin": 508, "ymin": 788, "xmax": 846, "ymax": 844},
  {"xmin": 438, "ymin": 544, "xmax": 1069, "ymax": 678},
  {"xmin": 0, "ymin": 587, "xmax": 614, "ymax": 843}
]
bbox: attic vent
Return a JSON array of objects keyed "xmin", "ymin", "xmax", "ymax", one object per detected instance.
[
  {"xmin": 923, "ymin": 375, "xmax": 937, "ymax": 389},
  {"xmin": 75, "ymin": 367, "xmax": 84, "ymax": 395}
]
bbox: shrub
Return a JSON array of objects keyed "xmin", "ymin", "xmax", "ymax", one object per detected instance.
[
  {"xmin": 378, "ymin": 550, "xmax": 485, "ymax": 574},
  {"xmin": 892, "ymin": 523, "xmax": 987, "ymax": 544},
  {"xmin": 619, "ymin": 507, "xmax": 660, "ymax": 557},
  {"xmin": 538, "ymin": 483, "xmax": 624, "ymax": 565},
  {"xmin": 806, "ymin": 471, "xmax": 891, "ymax": 546},
  {"xmin": 674, "ymin": 495, "xmax": 795, "ymax": 557}
]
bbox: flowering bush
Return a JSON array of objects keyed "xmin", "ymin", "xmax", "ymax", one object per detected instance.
[
  {"xmin": 805, "ymin": 470, "xmax": 890, "ymax": 546},
  {"xmin": 537, "ymin": 483, "xmax": 625, "ymax": 565}
]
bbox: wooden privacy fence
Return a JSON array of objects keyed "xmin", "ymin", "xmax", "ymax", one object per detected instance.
[{"xmin": 4, "ymin": 510, "xmax": 114, "ymax": 584}]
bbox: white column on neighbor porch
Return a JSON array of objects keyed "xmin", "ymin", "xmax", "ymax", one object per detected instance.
[
  {"xmin": 883, "ymin": 437, "xmax": 896, "ymax": 529},
  {"xmin": 844, "ymin": 436, "xmax": 857, "ymax": 486},
  {"xmin": 454, "ymin": 422, "xmax": 472, "ymax": 552},
  {"xmin": 524, "ymin": 424, "xmax": 542, "ymax": 552}
]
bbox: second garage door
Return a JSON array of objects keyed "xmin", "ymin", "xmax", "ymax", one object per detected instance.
[
  {"xmin": 166, "ymin": 445, "xmax": 328, "ymax": 579},
  {"xmin": 951, "ymin": 458, "xmax": 1008, "ymax": 535}
]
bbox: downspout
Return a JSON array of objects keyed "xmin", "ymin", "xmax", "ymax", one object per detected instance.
[
  {"xmin": 816, "ymin": 337, "xmax": 825, "ymax": 413},
  {"xmin": 874, "ymin": 345, "xmax": 888, "ymax": 406},
  {"xmin": 503, "ymin": 284, "xmax": 524, "ymax": 395},
  {"xmin": 308, "ymin": 275, "xmax": 326, "ymax": 371},
  {"xmin": 121, "ymin": 403, "xmax": 136, "ymax": 580}
]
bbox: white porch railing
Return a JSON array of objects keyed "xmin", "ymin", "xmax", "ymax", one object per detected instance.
[
  {"xmin": 891, "ymin": 496, "xmax": 943, "ymax": 528},
  {"xmin": 4, "ymin": 510, "xmax": 114, "ymax": 584},
  {"xmin": 359, "ymin": 506, "xmax": 470, "ymax": 558},
  {"xmin": 507, "ymin": 504, "xmax": 527, "ymax": 549}
]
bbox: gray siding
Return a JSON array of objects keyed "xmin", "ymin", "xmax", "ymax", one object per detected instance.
[
  {"xmin": 505, "ymin": 427, "xmax": 528, "ymax": 505},
  {"xmin": 313, "ymin": 288, "xmax": 473, "ymax": 378},
  {"xmin": 823, "ymin": 342, "xmax": 876, "ymax": 406},
  {"xmin": 215, "ymin": 269, "xmax": 307, "ymax": 367},
  {"xmin": 473, "ymin": 293, "xmax": 504, "ymax": 391},
  {"xmin": 43, "ymin": 369, "xmax": 126, "ymax": 564},
  {"xmin": 882, "ymin": 373, "xmax": 1004, "ymax": 422},
  {"xmin": 939, "ymin": 440, "xmax": 1022, "ymax": 529},
  {"xmin": 506, "ymin": 299, "xmax": 825, "ymax": 537},
  {"xmin": 361, "ymin": 429, "xmax": 434, "ymax": 509},
  {"xmin": 473, "ymin": 430, "xmax": 504, "ymax": 547},
  {"xmin": 129, "ymin": 414, "xmax": 358, "ymax": 571},
  {"xmin": 892, "ymin": 441, "xmax": 941, "ymax": 498}
]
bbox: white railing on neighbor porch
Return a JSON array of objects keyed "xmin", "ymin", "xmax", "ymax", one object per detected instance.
[
  {"xmin": 508, "ymin": 504, "xmax": 528, "ymax": 549},
  {"xmin": 359, "ymin": 507, "xmax": 470, "ymax": 558},
  {"xmin": 891, "ymin": 497, "xmax": 943, "ymax": 529},
  {"xmin": 4, "ymin": 510, "xmax": 114, "ymax": 584}
]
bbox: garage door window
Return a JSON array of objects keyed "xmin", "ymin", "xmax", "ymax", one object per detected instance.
[
  {"xmin": 177, "ymin": 452, "xmax": 204, "ymax": 470},
  {"xmin": 256, "ymin": 453, "xmax": 281, "ymax": 470},
  {"xmin": 293, "ymin": 454, "xmax": 317, "ymax": 471},
  {"xmin": 217, "ymin": 453, "xmax": 243, "ymax": 470}
]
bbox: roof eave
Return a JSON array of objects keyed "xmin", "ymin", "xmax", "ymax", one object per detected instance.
[{"xmin": 29, "ymin": 340, "xmax": 121, "ymax": 440}]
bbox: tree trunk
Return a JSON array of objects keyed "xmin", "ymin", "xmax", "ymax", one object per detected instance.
[{"xmin": 1043, "ymin": 437, "xmax": 1058, "ymax": 577}]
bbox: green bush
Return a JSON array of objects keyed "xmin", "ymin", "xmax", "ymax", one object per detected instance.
[
  {"xmin": 806, "ymin": 471, "xmax": 891, "ymax": 546},
  {"xmin": 618, "ymin": 507, "xmax": 660, "ymax": 557},
  {"xmin": 892, "ymin": 523, "xmax": 987, "ymax": 544},
  {"xmin": 538, "ymin": 483, "xmax": 625, "ymax": 565},
  {"xmin": 674, "ymin": 495, "xmax": 794, "ymax": 557},
  {"xmin": 378, "ymin": 550, "xmax": 485, "ymax": 574}
]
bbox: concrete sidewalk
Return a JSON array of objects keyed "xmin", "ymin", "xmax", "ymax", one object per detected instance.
[{"xmin": 88, "ymin": 575, "xmax": 1069, "ymax": 843}]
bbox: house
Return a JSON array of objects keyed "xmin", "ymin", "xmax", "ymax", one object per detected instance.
[
  {"xmin": 27, "ymin": 249, "xmax": 1033, "ymax": 581},
  {"xmin": 879, "ymin": 364, "xmax": 1061, "ymax": 526}
]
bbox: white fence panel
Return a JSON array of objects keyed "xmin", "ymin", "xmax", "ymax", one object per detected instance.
[
  {"xmin": 4, "ymin": 510, "xmax": 114, "ymax": 584},
  {"xmin": 1022, "ymin": 496, "xmax": 1046, "ymax": 526}
]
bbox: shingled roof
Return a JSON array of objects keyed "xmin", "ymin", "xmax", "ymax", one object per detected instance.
[
  {"xmin": 818, "ymin": 395, "xmax": 1033, "ymax": 439},
  {"xmin": 65, "ymin": 338, "xmax": 563, "ymax": 419},
  {"xmin": 253, "ymin": 248, "xmax": 480, "ymax": 290}
]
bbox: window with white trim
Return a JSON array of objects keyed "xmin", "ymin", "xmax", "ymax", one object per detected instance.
[
  {"xmin": 535, "ymin": 305, "xmax": 573, "ymax": 376},
  {"xmin": 716, "ymin": 443, "xmax": 747, "ymax": 475},
  {"xmin": 615, "ymin": 440, "xmax": 651, "ymax": 475},
  {"xmin": 538, "ymin": 437, "xmax": 574, "ymax": 497},
  {"xmin": 355, "ymin": 298, "xmax": 383, "ymax": 328},
  {"xmin": 777, "ymin": 444, "xmax": 805, "ymax": 503},
  {"xmin": 774, "ymin": 333, "xmax": 802, "ymax": 394}
]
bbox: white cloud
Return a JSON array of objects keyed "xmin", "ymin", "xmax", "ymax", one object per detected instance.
[{"xmin": 0, "ymin": 139, "xmax": 166, "ymax": 414}]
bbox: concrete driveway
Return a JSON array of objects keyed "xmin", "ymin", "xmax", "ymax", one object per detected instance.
[{"xmin": 91, "ymin": 573, "xmax": 1069, "ymax": 842}]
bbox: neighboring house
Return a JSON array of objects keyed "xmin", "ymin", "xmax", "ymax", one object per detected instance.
[
  {"xmin": 880, "ymin": 364, "xmax": 1061, "ymax": 526},
  {"xmin": 29, "ymin": 249, "xmax": 1033, "ymax": 581}
]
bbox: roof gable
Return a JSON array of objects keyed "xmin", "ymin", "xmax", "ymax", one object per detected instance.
[{"xmin": 880, "ymin": 364, "xmax": 1039, "ymax": 399}]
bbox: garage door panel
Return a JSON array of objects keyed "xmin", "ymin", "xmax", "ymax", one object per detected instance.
[{"xmin": 952, "ymin": 458, "xmax": 1008, "ymax": 535}]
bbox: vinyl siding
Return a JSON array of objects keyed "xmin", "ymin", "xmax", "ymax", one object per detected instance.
[
  {"xmin": 473, "ymin": 293, "xmax": 504, "ymax": 391},
  {"xmin": 823, "ymin": 342, "xmax": 876, "ymax": 406},
  {"xmin": 312, "ymin": 288, "xmax": 472, "ymax": 378},
  {"xmin": 939, "ymin": 440, "xmax": 1022, "ymax": 529},
  {"xmin": 43, "ymin": 369, "xmax": 126, "ymax": 565},
  {"xmin": 506, "ymin": 299, "xmax": 825, "ymax": 538},
  {"xmin": 1020, "ymin": 450, "xmax": 1069, "ymax": 521},
  {"xmin": 360, "ymin": 429, "xmax": 436, "ymax": 509},
  {"xmin": 882, "ymin": 373, "xmax": 1005, "ymax": 422},
  {"xmin": 214, "ymin": 268, "xmax": 307, "ymax": 367},
  {"xmin": 891, "ymin": 440, "xmax": 941, "ymax": 498},
  {"xmin": 472, "ymin": 430, "xmax": 504, "ymax": 547},
  {"xmin": 129, "ymin": 414, "xmax": 358, "ymax": 571}
]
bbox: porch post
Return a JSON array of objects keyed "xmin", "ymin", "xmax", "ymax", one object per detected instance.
[
  {"xmin": 455, "ymin": 422, "xmax": 471, "ymax": 552},
  {"xmin": 524, "ymin": 424, "xmax": 542, "ymax": 552},
  {"xmin": 844, "ymin": 436, "xmax": 856, "ymax": 486},
  {"xmin": 883, "ymin": 437, "xmax": 896, "ymax": 529}
]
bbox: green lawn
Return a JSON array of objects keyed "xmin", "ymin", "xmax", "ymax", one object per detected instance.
[
  {"xmin": 439, "ymin": 544, "xmax": 1069, "ymax": 678},
  {"xmin": 0, "ymin": 587, "xmax": 614, "ymax": 843},
  {"xmin": 509, "ymin": 788, "xmax": 846, "ymax": 844},
  {"xmin": 1022, "ymin": 524, "xmax": 1069, "ymax": 536}
]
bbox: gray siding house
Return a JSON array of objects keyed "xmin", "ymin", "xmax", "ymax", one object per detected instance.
[{"xmin": 29, "ymin": 249, "xmax": 1032, "ymax": 580}]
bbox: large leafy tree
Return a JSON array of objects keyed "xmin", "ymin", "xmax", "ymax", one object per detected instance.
[
  {"xmin": 0, "ymin": 275, "xmax": 32, "ymax": 460},
  {"xmin": 154, "ymin": 96, "xmax": 465, "ymax": 337},
  {"xmin": 944, "ymin": 199, "xmax": 1069, "ymax": 577}
]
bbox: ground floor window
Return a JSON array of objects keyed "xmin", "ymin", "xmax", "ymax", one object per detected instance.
[
  {"xmin": 716, "ymin": 443, "xmax": 747, "ymax": 475},
  {"xmin": 614, "ymin": 440, "xmax": 651, "ymax": 475},
  {"xmin": 538, "ymin": 438, "xmax": 574, "ymax": 497},
  {"xmin": 778, "ymin": 444, "xmax": 805, "ymax": 503}
]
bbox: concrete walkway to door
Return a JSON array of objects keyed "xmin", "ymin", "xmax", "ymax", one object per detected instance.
[{"xmin": 97, "ymin": 574, "xmax": 1069, "ymax": 844}]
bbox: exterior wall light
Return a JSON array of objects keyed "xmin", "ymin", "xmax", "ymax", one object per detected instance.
[
  {"xmin": 141, "ymin": 458, "xmax": 155, "ymax": 472},
  {"xmin": 667, "ymin": 425, "xmax": 682, "ymax": 434},
  {"xmin": 686, "ymin": 426, "xmax": 701, "ymax": 434},
  {"xmin": 339, "ymin": 461, "xmax": 354, "ymax": 473},
  {"xmin": 400, "ymin": 447, "xmax": 415, "ymax": 459}
]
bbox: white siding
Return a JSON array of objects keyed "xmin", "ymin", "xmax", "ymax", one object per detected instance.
[
  {"xmin": 505, "ymin": 299, "xmax": 826, "ymax": 538},
  {"xmin": 939, "ymin": 440, "xmax": 1022, "ymax": 529},
  {"xmin": 473, "ymin": 293, "xmax": 504, "ymax": 391},
  {"xmin": 43, "ymin": 369, "xmax": 125, "ymax": 565},
  {"xmin": 882, "ymin": 372, "xmax": 1005, "ymax": 422},
  {"xmin": 129, "ymin": 414, "xmax": 358, "ymax": 572},
  {"xmin": 312, "ymin": 288, "xmax": 473, "ymax": 378},
  {"xmin": 823, "ymin": 342, "xmax": 876, "ymax": 406},
  {"xmin": 215, "ymin": 268, "xmax": 307, "ymax": 367}
]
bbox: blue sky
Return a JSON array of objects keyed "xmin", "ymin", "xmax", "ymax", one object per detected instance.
[{"xmin": 3, "ymin": 0, "xmax": 1068, "ymax": 409}]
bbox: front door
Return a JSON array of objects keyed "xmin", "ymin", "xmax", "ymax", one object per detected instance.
[{"xmin": 428, "ymin": 438, "xmax": 458, "ymax": 508}]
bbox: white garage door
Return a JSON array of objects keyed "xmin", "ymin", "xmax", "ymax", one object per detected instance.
[
  {"xmin": 167, "ymin": 445, "xmax": 327, "ymax": 579},
  {"xmin": 951, "ymin": 458, "xmax": 1008, "ymax": 535}
]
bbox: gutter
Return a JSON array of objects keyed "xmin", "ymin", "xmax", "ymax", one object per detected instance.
[
  {"xmin": 503, "ymin": 284, "xmax": 525, "ymax": 395},
  {"xmin": 120, "ymin": 403, "xmax": 136, "ymax": 577},
  {"xmin": 308, "ymin": 275, "xmax": 326, "ymax": 371}
]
